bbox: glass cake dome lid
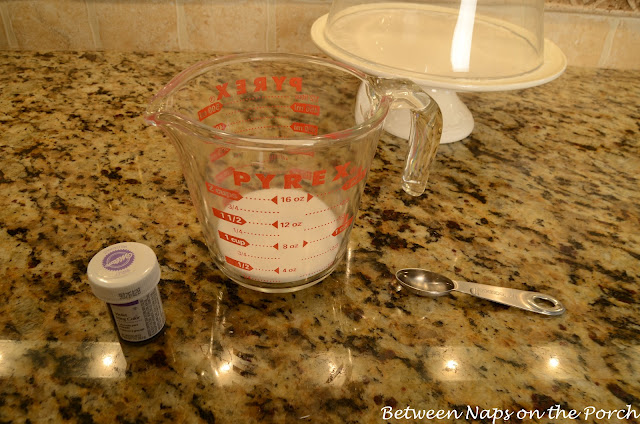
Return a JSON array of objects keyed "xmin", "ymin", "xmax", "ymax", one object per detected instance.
[
  {"xmin": 317, "ymin": 0, "xmax": 548, "ymax": 83},
  {"xmin": 311, "ymin": 0, "xmax": 566, "ymax": 143}
]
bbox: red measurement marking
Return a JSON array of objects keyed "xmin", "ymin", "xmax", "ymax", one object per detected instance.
[
  {"xmin": 218, "ymin": 230, "xmax": 249, "ymax": 247},
  {"xmin": 225, "ymin": 256, "xmax": 253, "ymax": 271},
  {"xmin": 229, "ymin": 115, "xmax": 292, "ymax": 126},
  {"xmin": 313, "ymin": 187, "xmax": 342, "ymax": 198},
  {"xmin": 215, "ymin": 166, "xmax": 234, "ymax": 182},
  {"xmin": 212, "ymin": 206, "xmax": 246, "ymax": 225},
  {"xmin": 198, "ymin": 102, "xmax": 223, "ymax": 121},
  {"xmin": 305, "ymin": 235, "xmax": 330, "ymax": 245},
  {"xmin": 241, "ymin": 254, "xmax": 278, "ymax": 260},
  {"xmin": 244, "ymin": 195, "xmax": 276, "ymax": 202},
  {"xmin": 217, "ymin": 97, "xmax": 255, "ymax": 105},
  {"xmin": 342, "ymin": 168, "xmax": 367, "ymax": 191},
  {"xmin": 305, "ymin": 198, "xmax": 348, "ymax": 215},
  {"xmin": 332, "ymin": 215, "xmax": 353, "ymax": 237},
  {"xmin": 232, "ymin": 206, "xmax": 278, "ymax": 214},
  {"xmin": 214, "ymin": 123, "xmax": 227, "ymax": 130},
  {"xmin": 250, "ymin": 243, "xmax": 279, "ymax": 250},
  {"xmin": 302, "ymin": 242, "xmax": 339, "ymax": 260},
  {"xmin": 236, "ymin": 125, "xmax": 291, "ymax": 134},
  {"xmin": 241, "ymin": 229, "xmax": 278, "ymax": 236},
  {"xmin": 206, "ymin": 182, "xmax": 242, "ymax": 201},
  {"xmin": 209, "ymin": 147, "xmax": 230, "ymax": 162},
  {"xmin": 295, "ymin": 93, "xmax": 319, "ymax": 102},
  {"xmin": 271, "ymin": 196, "xmax": 278, "ymax": 204},
  {"xmin": 245, "ymin": 222, "xmax": 278, "ymax": 229},
  {"xmin": 225, "ymin": 105, "xmax": 290, "ymax": 115},
  {"xmin": 272, "ymin": 221, "xmax": 279, "ymax": 228},
  {"xmin": 305, "ymin": 217, "xmax": 340, "ymax": 231},
  {"xmin": 253, "ymin": 266, "xmax": 282, "ymax": 273},
  {"xmin": 291, "ymin": 102, "xmax": 320, "ymax": 116},
  {"xmin": 289, "ymin": 168, "xmax": 313, "ymax": 180},
  {"xmin": 289, "ymin": 151, "xmax": 315, "ymax": 157},
  {"xmin": 290, "ymin": 122, "xmax": 318, "ymax": 136}
]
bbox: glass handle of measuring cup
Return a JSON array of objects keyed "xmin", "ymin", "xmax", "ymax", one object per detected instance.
[{"xmin": 376, "ymin": 79, "xmax": 443, "ymax": 196}]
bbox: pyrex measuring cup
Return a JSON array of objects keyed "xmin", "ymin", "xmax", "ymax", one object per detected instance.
[{"xmin": 144, "ymin": 53, "xmax": 442, "ymax": 293}]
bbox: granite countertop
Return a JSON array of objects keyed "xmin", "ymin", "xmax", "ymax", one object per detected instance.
[{"xmin": 1, "ymin": 51, "xmax": 639, "ymax": 423}]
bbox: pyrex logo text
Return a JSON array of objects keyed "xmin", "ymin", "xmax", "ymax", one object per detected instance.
[
  {"xmin": 213, "ymin": 76, "xmax": 303, "ymax": 101},
  {"xmin": 229, "ymin": 161, "xmax": 367, "ymax": 191}
]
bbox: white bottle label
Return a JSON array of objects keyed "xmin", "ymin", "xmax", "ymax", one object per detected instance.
[{"xmin": 110, "ymin": 286, "xmax": 165, "ymax": 342}]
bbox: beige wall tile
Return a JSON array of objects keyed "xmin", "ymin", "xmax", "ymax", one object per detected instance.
[
  {"xmin": 274, "ymin": 0, "xmax": 330, "ymax": 54},
  {"xmin": 605, "ymin": 17, "xmax": 640, "ymax": 69},
  {"xmin": 181, "ymin": 0, "xmax": 269, "ymax": 52},
  {"xmin": 544, "ymin": 12, "xmax": 612, "ymax": 67},
  {"xmin": 93, "ymin": 0, "xmax": 179, "ymax": 51},
  {"xmin": 0, "ymin": 8, "xmax": 9, "ymax": 49},
  {"xmin": 0, "ymin": 0, "xmax": 636, "ymax": 70},
  {"xmin": 4, "ymin": 0, "xmax": 95, "ymax": 50}
]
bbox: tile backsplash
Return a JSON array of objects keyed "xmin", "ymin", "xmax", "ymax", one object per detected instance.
[{"xmin": 0, "ymin": 0, "xmax": 638, "ymax": 69}]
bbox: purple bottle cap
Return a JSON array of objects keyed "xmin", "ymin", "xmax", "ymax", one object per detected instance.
[{"xmin": 87, "ymin": 242, "xmax": 160, "ymax": 304}]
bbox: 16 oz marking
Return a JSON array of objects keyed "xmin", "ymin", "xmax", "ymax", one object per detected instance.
[{"xmin": 280, "ymin": 196, "xmax": 306, "ymax": 203}]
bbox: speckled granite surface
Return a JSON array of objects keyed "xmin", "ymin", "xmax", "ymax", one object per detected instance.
[{"xmin": 0, "ymin": 51, "xmax": 639, "ymax": 423}]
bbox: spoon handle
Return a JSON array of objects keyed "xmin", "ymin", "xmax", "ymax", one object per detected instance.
[{"xmin": 453, "ymin": 280, "xmax": 565, "ymax": 316}]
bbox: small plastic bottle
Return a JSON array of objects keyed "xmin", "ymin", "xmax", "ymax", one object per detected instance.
[{"xmin": 87, "ymin": 242, "xmax": 166, "ymax": 344}]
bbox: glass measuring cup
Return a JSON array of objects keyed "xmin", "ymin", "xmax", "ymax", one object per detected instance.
[{"xmin": 144, "ymin": 53, "xmax": 442, "ymax": 293}]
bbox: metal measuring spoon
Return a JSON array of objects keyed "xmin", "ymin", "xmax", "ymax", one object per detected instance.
[{"xmin": 395, "ymin": 269, "xmax": 565, "ymax": 316}]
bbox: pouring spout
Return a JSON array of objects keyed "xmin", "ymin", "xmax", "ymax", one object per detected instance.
[
  {"xmin": 143, "ymin": 111, "xmax": 161, "ymax": 128},
  {"xmin": 143, "ymin": 90, "xmax": 172, "ymax": 128},
  {"xmin": 143, "ymin": 85, "xmax": 223, "ymax": 141}
]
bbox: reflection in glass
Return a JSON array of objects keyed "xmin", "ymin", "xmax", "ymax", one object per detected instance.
[{"xmin": 450, "ymin": 0, "xmax": 478, "ymax": 72}]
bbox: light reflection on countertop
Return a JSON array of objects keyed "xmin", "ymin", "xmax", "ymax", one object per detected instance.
[
  {"xmin": 0, "ymin": 340, "xmax": 126, "ymax": 379},
  {"xmin": 0, "ymin": 337, "xmax": 611, "ymax": 384}
]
